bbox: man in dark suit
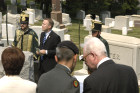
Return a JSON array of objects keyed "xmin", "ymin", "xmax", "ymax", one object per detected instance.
[
  {"xmin": 36, "ymin": 18, "xmax": 61, "ymax": 79},
  {"xmin": 37, "ymin": 41, "xmax": 80, "ymax": 93},
  {"xmin": 82, "ymin": 37, "xmax": 139, "ymax": 93}
]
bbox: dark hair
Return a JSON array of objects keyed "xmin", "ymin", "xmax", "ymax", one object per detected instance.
[
  {"xmin": 44, "ymin": 18, "xmax": 54, "ymax": 29},
  {"xmin": 1, "ymin": 47, "xmax": 25, "ymax": 75},
  {"xmin": 56, "ymin": 47, "xmax": 75, "ymax": 62}
]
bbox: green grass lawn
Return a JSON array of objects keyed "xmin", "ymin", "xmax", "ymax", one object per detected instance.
[{"xmin": 66, "ymin": 19, "xmax": 89, "ymax": 71}]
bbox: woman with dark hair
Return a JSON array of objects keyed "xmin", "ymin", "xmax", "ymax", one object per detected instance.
[{"xmin": 0, "ymin": 47, "xmax": 37, "ymax": 93}]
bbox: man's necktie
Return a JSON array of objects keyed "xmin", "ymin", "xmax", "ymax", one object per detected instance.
[
  {"xmin": 41, "ymin": 34, "xmax": 47, "ymax": 61},
  {"xmin": 43, "ymin": 34, "xmax": 47, "ymax": 44}
]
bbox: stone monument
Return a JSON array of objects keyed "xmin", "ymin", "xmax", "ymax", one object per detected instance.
[{"xmin": 51, "ymin": 0, "xmax": 62, "ymax": 24}]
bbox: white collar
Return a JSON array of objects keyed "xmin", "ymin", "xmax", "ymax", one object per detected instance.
[{"xmin": 97, "ymin": 57, "xmax": 110, "ymax": 68}]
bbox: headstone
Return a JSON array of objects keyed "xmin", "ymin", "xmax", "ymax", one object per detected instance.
[
  {"xmin": 52, "ymin": 28, "xmax": 64, "ymax": 41},
  {"xmin": 134, "ymin": 20, "xmax": 140, "ymax": 27},
  {"xmin": 100, "ymin": 11, "xmax": 111, "ymax": 24},
  {"xmin": 1, "ymin": 39, "xmax": 14, "ymax": 47},
  {"xmin": 7, "ymin": 5, "xmax": 17, "ymax": 14},
  {"xmin": 83, "ymin": 14, "xmax": 92, "ymax": 27},
  {"xmin": 105, "ymin": 18, "xmax": 114, "ymax": 26},
  {"xmin": 0, "ymin": 12, "xmax": 2, "ymax": 38},
  {"xmin": 95, "ymin": 15, "xmax": 100, "ymax": 21},
  {"xmin": 0, "ymin": 47, "xmax": 34, "ymax": 80},
  {"xmin": 2, "ymin": 23, "xmax": 16, "ymax": 39},
  {"xmin": 76, "ymin": 10, "xmax": 85, "ymax": 20},
  {"xmin": 53, "ymin": 19, "xmax": 60, "ymax": 28},
  {"xmin": 3, "ymin": 13, "xmax": 20, "ymax": 28},
  {"xmin": 20, "ymin": 0, "xmax": 26, "ymax": 6},
  {"xmin": 102, "ymin": 25, "xmax": 111, "ymax": 33},
  {"xmin": 131, "ymin": 15, "xmax": 140, "ymax": 22},
  {"xmin": 26, "ymin": 8, "xmax": 36, "ymax": 21},
  {"xmin": 62, "ymin": 13, "xmax": 72, "ymax": 26},
  {"xmin": 122, "ymin": 27, "xmax": 127, "ymax": 35},
  {"xmin": 25, "ymin": 10, "xmax": 35, "ymax": 24},
  {"xmin": 114, "ymin": 16, "xmax": 129, "ymax": 30},
  {"xmin": 64, "ymin": 34, "xmax": 70, "ymax": 40},
  {"xmin": 51, "ymin": 0, "xmax": 62, "ymax": 24},
  {"xmin": 100, "ymin": 32, "xmax": 140, "ymax": 80},
  {"xmin": 85, "ymin": 19, "xmax": 92, "ymax": 31},
  {"xmin": 11, "ymin": 0, "xmax": 16, "ymax": 5},
  {"xmin": 35, "ymin": 9, "xmax": 43, "ymax": 20},
  {"xmin": 30, "ymin": 26, "xmax": 42, "ymax": 43}
]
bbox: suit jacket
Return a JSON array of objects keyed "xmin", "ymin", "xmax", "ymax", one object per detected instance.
[
  {"xmin": 37, "ymin": 64, "xmax": 80, "ymax": 93},
  {"xmin": 0, "ymin": 76, "xmax": 37, "ymax": 93},
  {"xmin": 83, "ymin": 60, "xmax": 139, "ymax": 93},
  {"xmin": 39, "ymin": 31, "xmax": 61, "ymax": 72}
]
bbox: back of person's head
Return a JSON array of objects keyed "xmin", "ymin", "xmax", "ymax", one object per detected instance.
[
  {"xmin": 56, "ymin": 41, "xmax": 79, "ymax": 62},
  {"xmin": 84, "ymin": 37, "xmax": 107, "ymax": 57},
  {"xmin": 44, "ymin": 18, "xmax": 54, "ymax": 29},
  {"xmin": 1, "ymin": 47, "xmax": 25, "ymax": 76}
]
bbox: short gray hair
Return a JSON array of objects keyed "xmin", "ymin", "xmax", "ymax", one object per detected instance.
[
  {"xmin": 84, "ymin": 37, "xmax": 107, "ymax": 56},
  {"xmin": 56, "ymin": 47, "xmax": 75, "ymax": 62}
]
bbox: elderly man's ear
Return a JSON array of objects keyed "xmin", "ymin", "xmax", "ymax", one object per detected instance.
[{"xmin": 55, "ymin": 55, "xmax": 58, "ymax": 63}]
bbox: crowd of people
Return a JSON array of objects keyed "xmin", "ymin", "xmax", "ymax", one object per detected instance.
[{"xmin": 0, "ymin": 11, "xmax": 139, "ymax": 93}]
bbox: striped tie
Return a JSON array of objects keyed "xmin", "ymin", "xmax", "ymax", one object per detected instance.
[
  {"xmin": 41, "ymin": 34, "xmax": 46, "ymax": 61},
  {"xmin": 43, "ymin": 34, "xmax": 46, "ymax": 44}
]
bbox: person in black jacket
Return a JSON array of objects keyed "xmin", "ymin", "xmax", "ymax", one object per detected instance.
[
  {"xmin": 36, "ymin": 18, "xmax": 61, "ymax": 79},
  {"xmin": 82, "ymin": 37, "xmax": 139, "ymax": 93}
]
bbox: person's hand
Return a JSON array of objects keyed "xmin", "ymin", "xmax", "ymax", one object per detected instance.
[
  {"xmin": 36, "ymin": 51, "xmax": 40, "ymax": 55},
  {"xmin": 39, "ymin": 50, "xmax": 46, "ymax": 55}
]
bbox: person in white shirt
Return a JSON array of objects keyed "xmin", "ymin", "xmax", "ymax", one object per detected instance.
[{"xmin": 0, "ymin": 47, "xmax": 37, "ymax": 93}]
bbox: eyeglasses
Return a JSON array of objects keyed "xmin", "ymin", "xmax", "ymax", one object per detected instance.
[{"xmin": 81, "ymin": 53, "xmax": 91, "ymax": 61}]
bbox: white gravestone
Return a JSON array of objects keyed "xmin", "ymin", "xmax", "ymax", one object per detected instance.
[
  {"xmin": 100, "ymin": 32, "xmax": 140, "ymax": 80},
  {"xmin": 122, "ymin": 27, "xmax": 128, "ymax": 35},
  {"xmin": 62, "ymin": 13, "xmax": 72, "ymax": 26},
  {"xmin": 64, "ymin": 34, "xmax": 70, "ymax": 40},
  {"xmin": 25, "ymin": 11, "xmax": 35, "ymax": 24},
  {"xmin": 85, "ymin": 19, "xmax": 92, "ymax": 31},
  {"xmin": 2, "ymin": 23, "xmax": 16, "ymax": 39},
  {"xmin": 0, "ymin": 47, "xmax": 34, "ymax": 80},
  {"xmin": 30, "ymin": 26, "xmax": 42, "ymax": 43},
  {"xmin": 53, "ymin": 28, "xmax": 64, "ymax": 41},
  {"xmin": 114, "ymin": 16, "xmax": 129, "ymax": 30},
  {"xmin": 102, "ymin": 25, "xmax": 111, "ymax": 33},
  {"xmin": 95, "ymin": 15, "xmax": 100, "ymax": 21},
  {"xmin": 0, "ymin": 12, "xmax": 2, "ymax": 38},
  {"xmin": 1, "ymin": 39, "xmax": 14, "ymax": 47},
  {"xmin": 3, "ymin": 13, "xmax": 20, "ymax": 28},
  {"xmin": 83, "ymin": 14, "xmax": 92, "ymax": 27},
  {"xmin": 35, "ymin": 9, "xmax": 43, "ymax": 20},
  {"xmin": 105, "ymin": 18, "xmax": 114, "ymax": 26}
]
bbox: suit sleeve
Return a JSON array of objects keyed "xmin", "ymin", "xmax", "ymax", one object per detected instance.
[
  {"xmin": 32, "ymin": 31, "xmax": 39, "ymax": 60},
  {"xmin": 47, "ymin": 35, "xmax": 61, "ymax": 57}
]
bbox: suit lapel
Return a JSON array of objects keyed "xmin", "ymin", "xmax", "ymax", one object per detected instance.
[{"xmin": 44, "ymin": 31, "xmax": 53, "ymax": 44}]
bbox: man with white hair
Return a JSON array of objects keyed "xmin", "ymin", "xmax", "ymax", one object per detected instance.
[{"xmin": 82, "ymin": 37, "xmax": 139, "ymax": 93}]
